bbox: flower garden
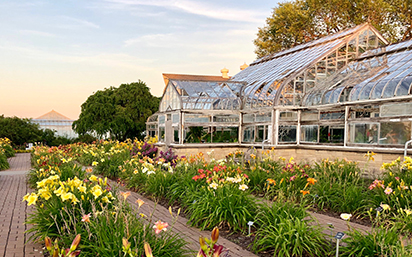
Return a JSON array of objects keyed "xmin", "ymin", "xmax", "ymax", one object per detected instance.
[
  {"xmin": 19, "ymin": 136, "xmax": 412, "ymax": 256},
  {"xmin": 0, "ymin": 137, "xmax": 15, "ymax": 170}
]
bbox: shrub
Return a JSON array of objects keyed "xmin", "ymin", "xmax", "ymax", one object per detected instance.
[
  {"xmin": 0, "ymin": 148, "xmax": 9, "ymax": 170},
  {"xmin": 253, "ymin": 201, "xmax": 330, "ymax": 257},
  {"xmin": 158, "ymin": 148, "xmax": 178, "ymax": 167},
  {"xmin": 341, "ymin": 226, "xmax": 412, "ymax": 256},
  {"xmin": 131, "ymin": 141, "xmax": 157, "ymax": 159},
  {"xmin": 186, "ymin": 185, "xmax": 257, "ymax": 232}
]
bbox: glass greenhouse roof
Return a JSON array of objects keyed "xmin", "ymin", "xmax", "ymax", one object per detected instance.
[
  {"xmin": 303, "ymin": 39, "xmax": 412, "ymax": 106},
  {"xmin": 158, "ymin": 23, "xmax": 391, "ymax": 112},
  {"xmin": 230, "ymin": 23, "xmax": 386, "ymax": 108},
  {"xmin": 160, "ymin": 80, "xmax": 246, "ymax": 111}
]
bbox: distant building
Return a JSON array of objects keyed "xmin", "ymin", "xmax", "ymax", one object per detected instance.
[{"xmin": 32, "ymin": 110, "xmax": 77, "ymax": 138}]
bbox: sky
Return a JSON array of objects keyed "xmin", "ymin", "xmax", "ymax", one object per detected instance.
[{"xmin": 0, "ymin": 0, "xmax": 280, "ymax": 120}]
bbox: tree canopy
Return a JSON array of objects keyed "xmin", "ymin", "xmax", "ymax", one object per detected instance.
[
  {"xmin": 254, "ymin": 0, "xmax": 412, "ymax": 58},
  {"xmin": 0, "ymin": 115, "xmax": 71, "ymax": 147},
  {"xmin": 73, "ymin": 81, "xmax": 160, "ymax": 141}
]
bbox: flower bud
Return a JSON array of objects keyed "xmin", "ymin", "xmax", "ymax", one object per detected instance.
[
  {"xmin": 45, "ymin": 237, "xmax": 52, "ymax": 251},
  {"xmin": 122, "ymin": 238, "xmax": 131, "ymax": 251},
  {"xmin": 144, "ymin": 242, "xmax": 153, "ymax": 257},
  {"xmin": 70, "ymin": 234, "xmax": 81, "ymax": 252},
  {"xmin": 211, "ymin": 227, "xmax": 219, "ymax": 244},
  {"xmin": 199, "ymin": 236, "xmax": 208, "ymax": 252}
]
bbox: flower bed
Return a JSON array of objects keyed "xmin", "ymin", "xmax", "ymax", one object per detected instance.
[
  {"xmin": 25, "ymin": 144, "xmax": 189, "ymax": 257},
  {"xmin": 0, "ymin": 137, "xmax": 14, "ymax": 170},
  {"xmin": 25, "ymin": 139, "xmax": 412, "ymax": 256}
]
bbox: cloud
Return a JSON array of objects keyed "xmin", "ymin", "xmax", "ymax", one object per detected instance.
[
  {"xmin": 19, "ymin": 30, "xmax": 56, "ymax": 37},
  {"xmin": 104, "ymin": 0, "xmax": 263, "ymax": 23},
  {"xmin": 124, "ymin": 33, "xmax": 178, "ymax": 47},
  {"xmin": 0, "ymin": 43, "xmax": 154, "ymax": 71},
  {"xmin": 59, "ymin": 16, "xmax": 100, "ymax": 29}
]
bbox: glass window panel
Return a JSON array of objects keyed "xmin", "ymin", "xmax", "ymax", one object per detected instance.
[
  {"xmin": 184, "ymin": 114, "xmax": 211, "ymax": 123},
  {"xmin": 279, "ymin": 111, "xmax": 297, "ymax": 121},
  {"xmin": 173, "ymin": 127, "xmax": 179, "ymax": 143},
  {"xmin": 184, "ymin": 126, "xmax": 211, "ymax": 143},
  {"xmin": 148, "ymin": 129, "xmax": 157, "ymax": 138},
  {"xmin": 172, "ymin": 114, "xmax": 179, "ymax": 123},
  {"xmin": 256, "ymin": 125, "xmax": 268, "ymax": 142},
  {"xmin": 301, "ymin": 125, "xmax": 318, "ymax": 142},
  {"xmin": 301, "ymin": 111, "xmax": 318, "ymax": 121},
  {"xmin": 358, "ymin": 82, "xmax": 375, "ymax": 100},
  {"xmin": 159, "ymin": 115, "xmax": 165, "ymax": 124},
  {"xmin": 278, "ymin": 125, "xmax": 297, "ymax": 142},
  {"xmin": 320, "ymin": 111, "xmax": 344, "ymax": 120},
  {"xmin": 350, "ymin": 106, "xmax": 379, "ymax": 118},
  {"xmin": 370, "ymin": 80, "xmax": 387, "ymax": 99},
  {"xmin": 213, "ymin": 115, "xmax": 239, "ymax": 123},
  {"xmin": 243, "ymin": 114, "xmax": 255, "ymax": 123},
  {"xmin": 381, "ymin": 78, "xmax": 400, "ymax": 98},
  {"xmin": 159, "ymin": 127, "xmax": 165, "ymax": 142},
  {"xmin": 320, "ymin": 126, "xmax": 344, "ymax": 143},
  {"xmin": 396, "ymin": 76, "xmax": 412, "ymax": 96},
  {"xmin": 380, "ymin": 122, "xmax": 411, "ymax": 145},
  {"xmin": 350, "ymin": 85, "xmax": 363, "ymax": 101},
  {"xmin": 256, "ymin": 112, "xmax": 272, "ymax": 122},
  {"xmin": 330, "ymin": 87, "xmax": 344, "ymax": 103},
  {"xmin": 213, "ymin": 127, "xmax": 239, "ymax": 143},
  {"xmin": 242, "ymin": 126, "xmax": 255, "ymax": 142},
  {"xmin": 322, "ymin": 91, "xmax": 332, "ymax": 104},
  {"xmin": 380, "ymin": 102, "xmax": 412, "ymax": 117},
  {"xmin": 349, "ymin": 123, "xmax": 379, "ymax": 144}
]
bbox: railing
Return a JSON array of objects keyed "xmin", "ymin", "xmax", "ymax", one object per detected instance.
[{"xmin": 404, "ymin": 139, "xmax": 412, "ymax": 160}]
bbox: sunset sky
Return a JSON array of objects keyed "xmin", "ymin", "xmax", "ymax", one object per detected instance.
[{"xmin": 0, "ymin": 0, "xmax": 280, "ymax": 119}]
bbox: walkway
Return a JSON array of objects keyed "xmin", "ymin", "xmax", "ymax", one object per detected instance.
[{"xmin": 0, "ymin": 153, "xmax": 43, "ymax": 257}]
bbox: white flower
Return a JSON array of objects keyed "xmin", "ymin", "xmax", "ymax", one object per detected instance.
[
  {"xmin": 380, "ymin": 203, "xmax": 391, "ymax": 211},
  {"xmin": 239, "ymin": 184, "xmax": 248, "ymax": 191},
  {"xmin": 209, "ymin": 182, "xmax": 218, "ymax": 190},
  {"xmin": 142, "ymin": 167, "xmax": 148, "ymax": 173},
  {"xmin": 226, "ymin": 177, "xmax": 235, "ymax": 183},
  {"xmin": 233, "ymin": 177, "xmax": 242, "ymax": 183},
  {"xmin": 340, "ymin": 213, "xmax": 352, "ymax": 221},
  {"xmin": 147, "ymin": 170, "xmax": 155, "ymax": 175}
]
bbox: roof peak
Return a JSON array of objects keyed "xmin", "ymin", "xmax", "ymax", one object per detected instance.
[{"xmin": 35, "ymin": 110, "xmax": 72, "ymax": 120}]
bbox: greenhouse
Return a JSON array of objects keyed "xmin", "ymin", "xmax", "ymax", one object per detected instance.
[{"xmin": 147, "ymin": 23, "xmax": 412, "ymax": 151}]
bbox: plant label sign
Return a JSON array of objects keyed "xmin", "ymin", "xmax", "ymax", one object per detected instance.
[
  {"xmin": 376, "ymin": 206, "xmax": 383, "ymax": 212},
  {"xmin": 335, "ymin": 232, "xmax": 345, "ymax": 240}
]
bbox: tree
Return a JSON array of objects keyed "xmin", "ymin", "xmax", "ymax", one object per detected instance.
[
  {"xmin": 254, "ymin": 0, "xmax": 412, "ymax": 58},
  {"xmin": 73, "ymin": 81, "xmax": 160, "ymax": 141},
  {"xmin": 0, "ymin": 115, "xmax": 70, "ymax": 147}
]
